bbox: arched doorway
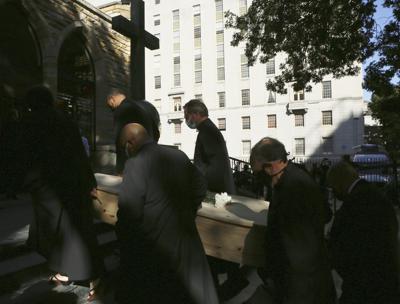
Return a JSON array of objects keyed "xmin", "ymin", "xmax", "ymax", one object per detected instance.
[
  {"xmin": 57, "ymin": 30, "xmax": 95, "ymax": 151},
  {"xmin": 0, "ymin": 2, "xmax": 42, "ymax": 99}
]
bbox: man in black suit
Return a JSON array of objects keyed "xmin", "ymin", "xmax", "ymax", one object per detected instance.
[
  {"xmin": 250, "ymin": 137, "xmax": 335, "ymax": 304},
  {"xmin": 107, "ymin": 89, "xmax": 160, "ymax": 174},
  {"xmin": 184, "ymin": 99, "xmax": 245, "ymax": 301},
  {"xmin": 327, "ymin": 161, "xmax": 400, "ymax": 304},
  {"xmin": 183, "ymin": 99, "xmax": 235, "ymax": 194}
]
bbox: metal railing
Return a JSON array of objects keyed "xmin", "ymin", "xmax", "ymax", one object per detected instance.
[{"xmin": 229, "ymin": 156, "xmax": 400, "ymax": 209}]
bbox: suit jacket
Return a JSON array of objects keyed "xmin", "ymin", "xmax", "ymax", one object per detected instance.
[
  {"xmin": 329, "ymin": 179, "xmax": 400, "ymax": 304},
  {"xmin": 194, "ymin": 118, "xmax": 235, "ymax": 194},
  {"xmin": 116, "ymin": 141, "xmax": 218, "ymax": 304},
  {"xmin": 265, "ymin": 163, "xmax": 335, "ymax": 304}
]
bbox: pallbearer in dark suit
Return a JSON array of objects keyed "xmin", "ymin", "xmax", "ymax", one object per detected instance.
[
  {"xmin": 20, "ymin": 86, "xmax": 103, "ymax": 301},
  {"xmin": 115, "ymin": 122, "xmax": 218, "ymax": 304},
  {"xmin": 106, "ymin": 89, "xmax": 160, "ymax": 174},
  {"xmin": 328, "ymin": 161, "xmax": 400, "ymax": 304},
  {"xmin": 183, "ymin": 99, "xmax": 235, "ymax": 195},
  {"xmin": 250, "ymin": 137, "xmax": 336, "ymax": 304}
]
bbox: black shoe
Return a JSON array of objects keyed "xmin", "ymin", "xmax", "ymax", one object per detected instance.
[{"xmin": 218, "ymin": 276, "xmax": 249, "ymax": 301}]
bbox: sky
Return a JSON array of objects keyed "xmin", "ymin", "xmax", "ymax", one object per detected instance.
[{"xmin": 86, "ymin": 0, "xmax": 394, "ymax": 101}]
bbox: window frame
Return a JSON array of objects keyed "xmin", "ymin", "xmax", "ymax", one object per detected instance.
[
  {"xmin": 294, "ymin": 113, "xmax": 304, "ymax": 126},
  {"xmin": 295, "ymin": 138, "xmax": 305, "ymax": 155},
  {"xmin": 217, "ymin": 118, "xmax": 226, "ymax": 131},
  {"xmin": 322, "ymin": 80, "xmax": 332, "ymax": 99},
  {"xmin": 242, "ymin": 116, "xmax": 251, "ymax": 129},
  {"xmin": 267, "ymin": 114, "xmax": 277, "ymax": 128},
  {"xmin": 322, "ymin": 110, "xmax": 333, "ymax": 125},
  {"xmin": 241, "ymin": 89, "xmax": 250, "ymax": 106}
]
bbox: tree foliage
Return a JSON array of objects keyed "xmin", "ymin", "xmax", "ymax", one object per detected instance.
[
  {"xmin": 364, "ymin": 0, "xmax": 400, "ymax": 159},
  {"xmin": 225, "ymin": 0, "xmax": 376, "ymax": 93},
  {"xmin": 369, "ymin": 94, "xmax": 400, "ymax": 159},
  {"xmin": 364, "ymin": 0, "xmax": 399, "ymax": 95}
]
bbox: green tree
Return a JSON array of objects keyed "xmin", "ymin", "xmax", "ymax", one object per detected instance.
[
  {"xmin": 226, "ymin": 0, "xmax": 376, "ymax": 93},
  {"xmin": 364, "ymin": 0, "xmax": 399, "ymax": 159}
]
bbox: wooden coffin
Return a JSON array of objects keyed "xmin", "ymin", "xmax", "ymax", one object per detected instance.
[{"xmin": 94, "ymin": 173, "xmax": 268, "ymax": 267}]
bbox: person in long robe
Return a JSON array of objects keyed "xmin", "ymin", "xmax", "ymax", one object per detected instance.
[
  {"xmin": 20, "ymin": 86, "xmax": 103, "ymax": 301},
  {"xmin": 115, "ymin": 123, "xmax": 218, "ymax": 304}
]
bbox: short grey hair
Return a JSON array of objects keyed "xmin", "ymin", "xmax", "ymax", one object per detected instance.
[{"xmin": 183, "ymin": 99, "xmax": 208, "ymax": 117}]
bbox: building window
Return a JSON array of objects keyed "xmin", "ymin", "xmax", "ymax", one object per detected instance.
[
  {"xmin": 194, "ymin": 94, "xmax": 202, "ymax": 100},
  {"xmin": 242, "ymin": 116, "xmax": 250, "ymax": 129},
  {"xmin": 172, "ymin": 10, "xmax": 179, "ymax": 31},
  {"xmin": 267, "ymin": 114, "xmax": 276, "ymax": 128},
  {"xmin": 154, "ymin": 75, "xmax": 161, "ymax": 89},
  {"xmin": 173, "ymin": 97, "xmax": 182, "ymax": 112},
  {"xmin": 154, "ymin": 14, "xmax": 160, "ymax": 26},
  {"xmin": 241, "ymin": 89, "xmax": 250, "ymax": 106},
  {"xmin": 322, "ymin": 80, "xmax": 332, "ymax": 98},
  {"xmin": 216, "ymin": 36, "xmax": 225, "ymax": 81},
  {"xmin": 174, "ymin": 122, "xmax": 182, "ymax": 134},
  {"xmin": 218, "ymin": 91, "xmax": 225, "ymax": 107},
  {"xmin": 239, "ymin": 0, "xmax": 247, "ymax": 15},
  {"xmin": 216, "ymin": 30, "xmax": 224, "ymax": 44},
  {"xmin": 155, "ymin": 0, "xmax": 160, "ymax": 4},
  {"xmin": 173, "ymin": 56, "xmax": 180, "ymax": 87},
  {"xmin": 295, "ymin": 138, "xmax": 305, "ymax": 155},
  {"xmin": 322, "ymin": 137, "xmax": 334, "ymax": 153},
  {"xmin": 294, "ymin": 113, "xmax": 304, "ymax": 126},
  {"xmin": 194, "ymin": 54, "xmax": 202, "ymax": 83},
  {"xmin": 267, "ymin": 91, "xmax": 276, "ymax": 103},
  {"xmin": 266, "ymin": 58, "xmax": 275, "ymax": 75},
  {"xmin": 193, "ymin": 5, "xmax": 201, "ymax": 49},
  {"xmin": 154, "ymin": 98, "xmax": 161, "ymax": 110},
  {"xmin": 241, "ymin": 54, "xmax": 249, "ymax": 78},
  {"xmin": 173, "ymin": 32, "xmax": 180, "ymax": 52},
  {"xmin": 153, "ymin": 54, "xmax": 161, "ymax": 75},
  {"xmin": 293, "ymin": 89, "xmax": 304, "ymax": 101},
  {"xmin": 242, "ymin": 140, "xmax": 251, "ymax": 156},
  {"xmin": 215, "ymin": 0, "xmax": 223, "ymax": 22},
  {"xmin": 217, "ymin": 67, "xmax": 225, "ymax": 81},
  {"xmin": 174, "ymin": 143, "xmax": 181, "ymax": 150},
  {"xmin": 218, "ymin": 118, "xmax": 226, "ymax": 130},
  {"xmin": 322, "ymin": 110, "xmax": 333, "ymax": 125}
]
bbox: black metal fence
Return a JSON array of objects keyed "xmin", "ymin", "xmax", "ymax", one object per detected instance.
[{"xmin": 229, "ymin": 156, "xmax": 400, "ymax": 210}]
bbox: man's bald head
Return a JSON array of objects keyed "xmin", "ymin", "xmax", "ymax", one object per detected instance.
[{"xmin": 119, "ymin": 123, "xmax": 150, "ymax": 156}]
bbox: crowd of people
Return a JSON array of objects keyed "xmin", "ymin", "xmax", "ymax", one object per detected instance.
[{"xmin": 1, "ymin": 84, "xmax": 399, "ymax": 304}]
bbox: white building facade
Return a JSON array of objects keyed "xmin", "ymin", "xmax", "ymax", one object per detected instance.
[{"xmin": 144, "ymin": 0, "xmax": 365, "ymax": 161}]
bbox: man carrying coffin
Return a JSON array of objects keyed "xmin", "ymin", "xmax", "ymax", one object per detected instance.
[{"xmin": 115, "ymin": 118, "xmax": 218, "ymax": 303}]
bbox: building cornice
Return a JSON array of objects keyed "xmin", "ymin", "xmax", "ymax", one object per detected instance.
[{"xmin": 73, "ymin": 0, "xmax": 113, "ymax": 22}]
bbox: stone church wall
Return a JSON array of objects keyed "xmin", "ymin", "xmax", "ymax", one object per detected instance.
[{"xmin": 1, "ymin": 0, "xmax": 134, "ymax": 171}]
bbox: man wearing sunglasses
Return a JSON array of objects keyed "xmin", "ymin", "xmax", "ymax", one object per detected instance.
[{"xmin": 249, "ymin": 137, "xmax": 335, "ymax": 304}]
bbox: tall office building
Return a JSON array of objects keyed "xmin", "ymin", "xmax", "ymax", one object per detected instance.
[{"xmin": 145, "ymin": 0, "xmax": 364, "ymax": 161}]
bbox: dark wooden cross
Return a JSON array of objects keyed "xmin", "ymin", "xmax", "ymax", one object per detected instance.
[{"xmin": 112, "ymin": 0, "xmax": 159, "ymax": 101}]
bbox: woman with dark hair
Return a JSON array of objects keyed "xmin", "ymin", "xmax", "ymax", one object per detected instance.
[{"xmin": 20, "ymin": 85, "xmax": 103, "ymax": 301}]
